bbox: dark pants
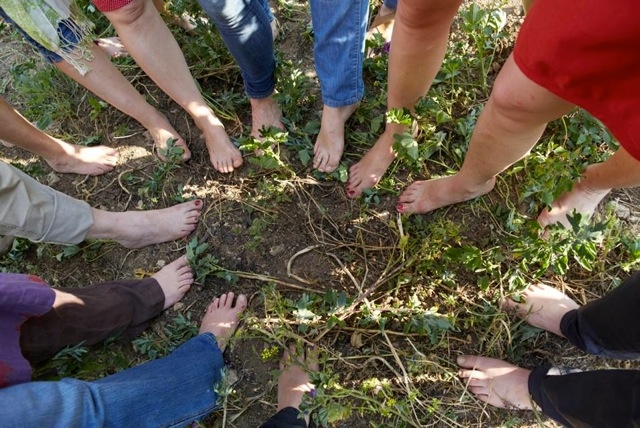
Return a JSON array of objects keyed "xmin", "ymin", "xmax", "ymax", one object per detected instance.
[
  {"xmin": 528, "ymin": 271, "xmax": 640, "ymax": 427},
  {"xmin": 260, "ymin": 406, "xmax": 308, "ymax": 428},
  {"xmin": 20, "ymin": 278, "xmax": 164, "ymax": 364}
]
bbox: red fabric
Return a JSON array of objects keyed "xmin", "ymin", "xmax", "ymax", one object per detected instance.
[
  {"xmin": 514, "ymin": 0, "xmax": 640, "ymax": 161},
  {"xmin": 92, "ymin": 0, "xmax": 134, "ymax": 12}
]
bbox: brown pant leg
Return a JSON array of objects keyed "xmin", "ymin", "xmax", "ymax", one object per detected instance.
[{"xmin": 19, "ymin": 277, "xmax": 164, "ymax": 364}]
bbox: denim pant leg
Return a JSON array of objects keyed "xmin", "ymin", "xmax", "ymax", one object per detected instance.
[
  {"xmin": 309, "ymin": 0, "xmax": 369, "ymax": 107},
  {"xmin": 528, "ymin": 366, "xmax": 640, "ymax": 427},
  {"xmin": 198, "ymin": 0, "xmax": 276, "ymax": 99},
  {"xmin": 0, "ymin": 334, "xmax": 224, "ymax": 428},
  {"xmin": 560, "ymin": 271, "xmax": 640, "ymax": 359},
  {"xmin": 383, "ymin": 0, "xmax": 397, "ymax": 11}
]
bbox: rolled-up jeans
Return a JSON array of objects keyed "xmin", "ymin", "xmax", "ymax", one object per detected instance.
[
  {"xmin": 309, "ymin": 0, "xmax": 369, "ymax": 107},
  {"xmin": 0, "ymin": 333, "xmax": 225, "ymax": 428},
  {"xmin": 198, "ymin": 0, "xmax": 276, "ymax": 99}
]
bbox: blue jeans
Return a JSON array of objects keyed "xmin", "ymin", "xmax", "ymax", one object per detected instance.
[
  {"xmin": 0, "ymin": 334, "xmax": 224, "ymax": 428},
  {"xmin": 384, "ymin": 0, "xmax": 397, "ymax": 10},
  {"xmin": 309, "ymin": 0, "xmax": 369, "ymax": 107},
  {"xmin": 198, "ymin": 0, "xmax": 276, "ymax": 99}
]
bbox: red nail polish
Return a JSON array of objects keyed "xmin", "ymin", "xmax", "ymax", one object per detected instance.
[{"xmin": 397, "ymin": 204, "xmax": 404, "ymax": 211}]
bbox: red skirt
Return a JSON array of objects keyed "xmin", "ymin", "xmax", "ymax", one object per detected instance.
[
  {"xmin": 514, "ymin": 0, "xmax": 640, "ymax": 161},
  {"xmin": 92, "ymin": 0, "xmax": 134, "ymax": 13}
]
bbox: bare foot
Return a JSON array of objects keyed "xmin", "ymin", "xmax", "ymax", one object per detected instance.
[
  {"xmin": 94, "ymin": 37, "xmax": 128, "ymax": 58},
  {"xmin": 152, "ymin": 255, "xmax": 194, "ymax": 309},
  {"xmin": 167, "ymin": 12, "xmax": 200, "ymax": 34},
  {"xmin": 313, "ymin": 103, "xmax": 358, "ymax": 173},
  {"xmin": 366, "ymin": 4, "xmax": 395, "ymax": 44},
  {"xmin": 537, "ymin": 180, "xmax": 610, "ymax": 231},
  {"xmin": 45, "ymin": 139, "xmax": 119, "ymax": 176},
  {"xmin": 277, "ymin": 344, "xmax": 320, "ymax": 425},
  {"xmin": 397, "ymin": 175, "xmax": 496, "ymax": 214},
  {"xmin": 1, "ymin": 139, "xmax": 15, "ymax": 147},
  {"xmin": 199, "ymin": 292, "xmax": 247, "ymax": 352},
  {"xmin": 88, "ymin": 199, "xmax": 203, "ymax": 248},
  {"xmin": 249, "ymin": 96, "xmax": 284, "ymax": 140},
  {"xmin": 148, "ymin": 121, "xmax": 191, "ymax": 162},
  {"xmin": 502, "ymin": 283, "xmax": 579, "ymax": 337},
  {"xmin": 200, "ymin": 118, "xmax": 243, "ymax": 173},
  {"xmin": 458, "ymin": 355, "xmax": 534, "ymax": 410}
]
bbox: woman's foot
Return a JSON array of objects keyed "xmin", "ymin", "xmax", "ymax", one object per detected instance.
[
  {"xmin": 502, "ymin": 283, "xmax": 580, "ymax": 337},
  {"xmin": 88, "ymin": 199, "xmax": 203, "ymax": 248},
  {"xmin": 152, "ymin": 255, "xmax": 194, "ymax": 309},
  {"xmin": 198, "ymin": 115, "xmax": 243, "ymax": 173},
  {"xmin": 146, "ymin": 116, "xmax": 191, "ymax": 162},
  {"xmin": 44, "ymin": 139, "xmax": 119, "ymax": 176},
  {"xmin": 249, "ymin": 96, "xmax": 284, "ymax": 141},
  {"xmin": 199, "ymin": 292, "xmax": 247, "ymax": 352},
  {"xmin": 313, "ymin": 103, "xmax": 359, "ymax": 173},
  {"xmin": 457, "ymin": 355, "xmax": 534, "ymax": 410},
  {"xmin": 277, "ymin": 344, "xmax": 320, "ymax": 426},
  {"xmin": 94, "ymin": 37, "xmax": 128, "ymax": 58},
  {"xmin": 396, "ymin": 175, "xmax": 496, "ymax": 214},
  {"xmin": 537, "ymin": 179, "xmax": 610, "ymax": 231}
]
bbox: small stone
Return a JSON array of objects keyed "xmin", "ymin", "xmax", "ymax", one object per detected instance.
[
  {"xmin": 269, "ymin": 244, "xmax": 285, "ymax": 256},
  {"xmin": 172, "ymin": 302, "xmax": 185, "ymax": 311},
  {"xmin": 156, "ymin": 259, "xmax": 166, "ymax": 268},
  {"xmin": 616, "ymin": 204, "xmax": 631, "ymax": 220}
]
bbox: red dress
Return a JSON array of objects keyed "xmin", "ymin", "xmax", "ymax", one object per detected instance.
[
  {"xmin": 514, "ymin": 0, "xmax": 640, "ymax": 161},
  {"xmin": 92, "ymin": 0, "xmax": 134, "ymax": 12}
]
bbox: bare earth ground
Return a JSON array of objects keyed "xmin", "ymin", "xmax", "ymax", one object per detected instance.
[{"xmin": 2, "ymin": 1, "xmax": 640, "ymax": 427}]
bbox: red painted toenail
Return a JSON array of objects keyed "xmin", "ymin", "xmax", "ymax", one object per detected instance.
[{"xmin": 397, "ymin": 204, "xmax": 404, "ymax": 211}]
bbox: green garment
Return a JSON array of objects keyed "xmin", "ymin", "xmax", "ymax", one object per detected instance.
[{"xmin": 1, "ymin": 0, "xmax": 94, "ymax": 74}]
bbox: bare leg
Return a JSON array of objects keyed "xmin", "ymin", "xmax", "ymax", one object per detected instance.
[
  {"xmin": 152, "ymin": 255, "xmax": 194, "ymax": 309},
  {"xmin": 397, "ymin": 54, "xmax": 574, "ymax": 214},
  {"xmin": 502, "ymin": 283, "xmax": 579, "ymax": 337},
  {"xmin": 313, "ymin": 103, "xmax": 359, "ymax": 173},
  {"xmin": 0, "ymin": 97, "xmax": 118, "ymax": 175},
  {"xmin": 347, "ymin": 0, "xmax": 463, "ymax": 197},
  {"xmin": 86, "ymin": 199, "xmax": 202, "ymax": 248},
  {"xmin": 103, "ymin": 0, "xmax": 242, "ymax": 173},
  {"xmin": 199, "ymin": 292, "xmax": 247, "ymax": 351},
  {"xmin": 55, "ymin": 44, "xmax": 187, "ymax": 160},
  {"xmin": 457, "ymin": 355, "xmax": 534, "ymax": 410},
  {"xmin": 538, "ymin": 147, "xmax": 640, "ymax": 229},
  {"xmin": 277, "ymin": 344, "xmax": 320, "ymax": 426},
  {"xmin": 250, "ymin": 96, "xmax": 284, "ymax": 141}
]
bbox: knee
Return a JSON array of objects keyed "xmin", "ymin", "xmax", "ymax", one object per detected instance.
[
  {"xmin": 397, "ymin": 0, "xmax": 462, "ymax": 30},
  {"xmin": 489, "ymin": 74, "xmax": 535, "ymax": 121},
  {"xmin": 105, "ymin": 0, "xmax": 150, "ymax": 26}
]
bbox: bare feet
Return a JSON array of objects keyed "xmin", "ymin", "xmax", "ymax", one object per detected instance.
[
  {"xmin": 457, "ymin": 355, "xmax": 534, "ymax": 410},
  {"xmin": 313, "ymin": 103, "xmax": 359, "ymax": 173},
  {"xmin": 397, "ymin": 175, "xmax": 496, "ymax": 214},
  {"xmin": 45, "ymin": 140, "xmax": 119, "ymax": 176},
  {"xmin": 537, "ymin": 180, "xmax": 610, "ymax": 231},
  {"xmin": 346, "ymin": 125, "xmax": 399, "ymax": 197},
  {"xmin": 199, "ymin": 292, "xmax": 247, "ymax": 352},
  {"xmin": 152, "ymin": 255, "xmax": 194, "ymax": 309},
  {"xmin": 167, "ymin": 12, "xmax": 199, "ymax": 34},
  {"xmin": 94, "ymin": 37, "xmax": 128, "ymax": 58},
  {"xmin": 87, "ymin": 199, "xmax": 203, "ymax": 248},
  {"xmin": 249, "ymin": 96, "xmax": 284, "ymax": 141},
  {"xmin": 147, "ymin": 120, "xmax": 191, "ymax": 162},
  {"xmin": 200, "ymin": 118, "xmax": 243, "ymax": 173},
  {"xmin": 502, "ymin": 283, "xmax": 579, "ymax": 337},
  {"xmin": 277, "ymin": 344, "xmax": 320, "ymax": 425}
]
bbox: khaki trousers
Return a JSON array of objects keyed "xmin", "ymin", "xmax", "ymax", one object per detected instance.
[{"xmin": 0, "ymin": 161, "xmax": 93, "ymax": 245}]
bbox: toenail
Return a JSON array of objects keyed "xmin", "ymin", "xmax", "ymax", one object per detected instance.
[
  {"xmin": 457, "ymin": 356, "xmax": 465, "ymax": 364},
  {"xmin": 397, "ymin": 204, "xmax": 403, "ymax": 211}
]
